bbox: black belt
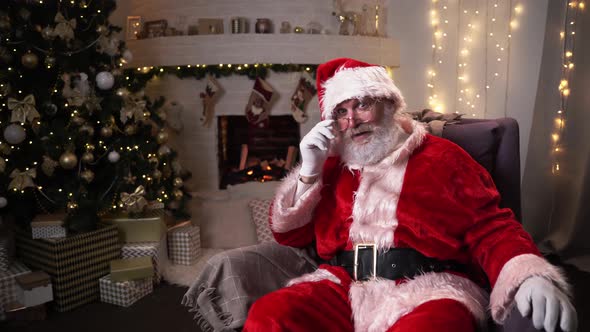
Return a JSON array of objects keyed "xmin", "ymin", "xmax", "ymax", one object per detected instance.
[{"xmin": 328, "ymin": 245, "xmax": 465, "ymax": 281}]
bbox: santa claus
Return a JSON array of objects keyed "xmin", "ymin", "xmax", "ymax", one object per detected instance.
[{"xmin": 243, "ymin": 58, "xmax": 577, "ymax": 332}]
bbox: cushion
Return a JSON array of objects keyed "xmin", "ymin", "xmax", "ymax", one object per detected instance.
[
  {"xmin": 442, "ymin": 121, "xmax": 500, "ymax": 174},
  {"xmin": 195, "ymin": 197, "xmax": 258, "ymax": 249},
  {"xmin": 247, "ymin": 199, "xmax": 275, "ymax": 243}
]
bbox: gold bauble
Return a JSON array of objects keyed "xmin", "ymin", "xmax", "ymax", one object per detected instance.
[
  {"xmin": 173, "ymin": 177, "xmax": 183, "ymax": 188},
  {"xmin": 80, "ymin": 169, "xmax": 95, "ymax": 182},
  {"xmin": 156, "ymin": 130, "xmax": 169, "ymax": 144},
  {"xmin": 81, "ymin": 152, "xmax": 94, "ymax": 163},
  {"xmin": 153, "ymin": 169, "xmax": 162, "ymax": 180},
  {"xmin": 21, "ymin": 51, "xmax": 39, "ymax": 69},
  {"xmin": 71, "ymin": 115, "xmax": 85, "ymax": 125},
  {"xmin": 59, "ymin": 152, "xmax": 78, "ymax": 169},
  {"xmin": 124, "ymin": 124, "xmax": 137, "ymax": 136},
  {"xmin": 67, "ymin": 201, "xmax": 78, "ymax": 212},
  {"xmin": 173, "ymin": 189, "xmax": 183, "ymax": 200},
  {"xmin": 144, "ymin": 111, "xmax": 151, "ymax": 117},
  {"xmin": 100, "ymin": 126, "xmax": 113, "ymax": 138}
]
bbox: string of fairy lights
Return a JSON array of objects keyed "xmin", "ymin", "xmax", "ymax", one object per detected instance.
[
  {"xmin": 554, "ymin": 1, "xmax": 584, "ymax": 175},
  {"xmin": 427, "ymin": 0, "xmax": 523, "ymax": 117}
]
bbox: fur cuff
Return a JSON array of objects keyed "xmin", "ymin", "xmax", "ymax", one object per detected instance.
[
  {"xmin": 286, "ymin": 268, "xmax": 342, "ymax": 287},
  {"xmin": 270, "ymin": 166, "xmax": 323, "ymax": 233},
  {"xmin": 350, "ymin": 272, "xmax": 489, "ymax": 332},
  {"xmin": 490, "ymin": 253, "xmax": 571, "ymax": 324}
]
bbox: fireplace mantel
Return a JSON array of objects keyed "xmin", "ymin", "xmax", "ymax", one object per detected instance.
[{"xmin": 125, "ymin": 34, "xmax": 400, "ymax": 68}]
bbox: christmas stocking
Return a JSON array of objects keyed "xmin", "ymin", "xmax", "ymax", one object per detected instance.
[
  {"xmin": 290, "ymin": 72, "xmax": 317, "ymax": 123},
  {"xmin": 200, "ymin": 75, "xmax": 221, "ymax": 128},
  {"xmin": 245, "ymin": 77, "xmax": 274, "ymax": 128}
]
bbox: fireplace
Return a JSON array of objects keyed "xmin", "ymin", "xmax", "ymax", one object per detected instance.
[{"xmin": 217, "ymin": 115, "xmax": 300, "ymax": 189}]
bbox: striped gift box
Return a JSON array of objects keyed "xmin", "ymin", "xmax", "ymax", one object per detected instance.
[
  {"xmin": 0, "ymin": 261, "xmax": 31, "ymax": 320},
  {"xmin": 99, "ymin": 274, "xmax": 152, "ymax": 307},
  {"xmin": 15, "ymin": 225, "xmax": 120, "ymax": 312},
  {"xmin": 167, "ymin": 225, "xmax": 200, "ymax": 265},
  {"xmin": 121, "ymin": 236, "xmax": 168, "ymax": 284}
]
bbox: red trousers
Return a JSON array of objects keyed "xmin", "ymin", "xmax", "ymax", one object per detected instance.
[{"xmin": 244, "ymin": 277, "xmax": 477, "ymax": 332}]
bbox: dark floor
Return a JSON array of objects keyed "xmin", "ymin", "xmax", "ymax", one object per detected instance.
[
  {"xmin": 1, "ymin": 259, "xmax": 589, "ymax": 332},
  {"xmin": 0, "ymin": 283, "xmax": 199, "ymax": 332}
]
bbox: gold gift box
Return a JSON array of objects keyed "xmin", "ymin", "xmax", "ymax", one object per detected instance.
[
  {"xmin": 110, "ymin": 256, "xmax": 154, "ymax": 282},
  {"xmin": 101, "ymin": 212, "xmax": 167, "ymax": 243}
]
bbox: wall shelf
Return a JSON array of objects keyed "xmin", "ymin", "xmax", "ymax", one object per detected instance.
[{"xmin": 125, "ymin": 34, "xmax": 400, "ymax": 68}]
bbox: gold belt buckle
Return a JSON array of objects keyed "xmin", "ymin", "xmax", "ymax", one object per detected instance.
[{"xmin": 353, "ymin": 243, "xmax": 377, "ymax": 281}]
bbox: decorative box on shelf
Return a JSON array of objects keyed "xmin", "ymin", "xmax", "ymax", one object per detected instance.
[
  {"xmin": 99, "ymin": 274, "xmax": 153, "ymax": 307},
  {"xmin": 15, "ymin": 224, "xmax": 120, "ymax": 312},
  {"xmin": 110, "ymin": 256, "xmax": 154, "ymax": 282},
  {"xmin": 15, "ymin": 271, "xmax": 53, "ymax": 307},
  {"xmin": 0, "ymin": 261, "xmax": 31, "ymax": 320},
  {"xmin": 101, "ymin": 212, "xmax": 167, "ymax": 243},
  {"xmin": 167, "ymin": 225, "xmax": 201, "ymax": 265},
  {"xmin": 30, "ymin": 213, "xmax": 67, "ymax": 239},
  {"xmin": 121, "ymin": 236, "xmax": 168, "ymax": 284},
  {"xmin": 0, "ymin": 232, "xmax": 14, "ymax": 271}
]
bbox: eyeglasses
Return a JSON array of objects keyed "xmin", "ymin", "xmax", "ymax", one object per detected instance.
[{"xmin": 332, "ymin": 98, "xmax": 381, "ymax": 132}]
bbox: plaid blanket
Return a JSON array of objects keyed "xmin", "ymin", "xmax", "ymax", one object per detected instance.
[{"xmin": 182, "ymin": 242, "xmax": 318, "ymax": 331}]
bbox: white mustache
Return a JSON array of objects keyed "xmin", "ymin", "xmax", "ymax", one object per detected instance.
[{"xmin": 348, "ymin": 123, "xmax": 374, "ymax": 137}]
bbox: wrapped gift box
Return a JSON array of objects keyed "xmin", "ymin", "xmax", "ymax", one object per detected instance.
[
  {"xmin": 168, "ymin": 225, "xmax": 201, "ymax": 265},
  {"xmin": 110, "ymin": 256, "xmax": 154, "ymax": 282},
  {"xmin": 4, "ymin": 301, "xmax": 47, "ymax": 321},
  {"xmin": 0, "ymin": 232, "xmax": 14, "ymax": 271},
  {"xmin": 101, "ymin": 213, "xmax": 166, "ymax": 243},
  {"xmin": 16, "ymin": 271, "xmax": 53, "ymax": 307},
  {"xmin": 99, "ymin": 274, "xmax": 152, "ymax": 307},
  {"xmin": 15, "ymin": 225, "xmax": 120, "ymax": 312},
  {"xmin": 31, "ymin": 214, "xmax": 67, "ymax": 239},
  {"xmin": 121, "ymin": 236, "xmax": 168, "ymax": 284},
  {"xmin": 0, "ymin": 261, "xmax": 31, "ymax": 320}
]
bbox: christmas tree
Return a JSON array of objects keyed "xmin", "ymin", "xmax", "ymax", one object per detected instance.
[{"xmin": 0, "ymin": 1, "xmax": 190, "ymax": 232}]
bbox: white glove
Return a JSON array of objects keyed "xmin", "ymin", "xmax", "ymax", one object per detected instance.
[
  {"xmin": 515, "ymin": 276, "xmax": 577, "ymax": 332},
  {"xmin": 299, "ymin": 119, "xmax": 335, "ymax": 177}
]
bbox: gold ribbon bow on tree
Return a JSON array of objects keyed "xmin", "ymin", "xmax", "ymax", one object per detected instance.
[
  {"xmin": 120, "ymin": 96, "xmax": 147, "ymax": 124},
  {"xmin": 7, "ymin": 94, "xmax": 40, "ymax": 124},
  {"xmin": 54, "ymin": 12, "xmax": 76, "ymax": 41},
  {"xmin": 9, "ymin": 168, "xmax": 37, "ymax": 191},
  {"xmin": 120, "ymin": 185, "xmax": 148, "ymax": 213}
]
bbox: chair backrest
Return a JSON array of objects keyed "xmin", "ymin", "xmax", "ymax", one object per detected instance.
[{"xmin": 441, "ymin": 118, "xmax": 522, "ymax": 221}]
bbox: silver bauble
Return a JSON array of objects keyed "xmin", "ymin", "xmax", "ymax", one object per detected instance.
[
  {"xmin": 3, "ymin": 123, "xmax": 26, "ymax": 144},
  {"xmin": 95, "ymin": 71, "xmax": 115, "ymax": 90},
  {"xmin": 108, "ymin": 151, "xmax": 120, "ymax": 163}
]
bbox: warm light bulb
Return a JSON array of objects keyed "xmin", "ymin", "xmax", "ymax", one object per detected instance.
[
  {"xmin": 552, "ymin": 134, "xmax": 559, "ymax": 142},
  {"xmin": 515, "ymin": 5, "xmax": 523, "ymax": 13},
  {"xmin": 565, "ymin": 51, "xmax": 573, "ymax": 57},
  {"xmin": 579, "ymin": 2, "xmax": 585, "ymax": 9}
]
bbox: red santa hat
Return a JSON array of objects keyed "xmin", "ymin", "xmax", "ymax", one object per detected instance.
[{"xmin": 316, "ymin": 58, "xmax": 406, "ymax": 120}]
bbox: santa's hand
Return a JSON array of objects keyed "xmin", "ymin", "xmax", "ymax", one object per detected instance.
[
  {"xmin": 299, "ymin": 120, "xmax": 335, "ymax": 177},
  {"xmin": 514, "ymin": 276, "xmax": 577, "ymax": 332}
]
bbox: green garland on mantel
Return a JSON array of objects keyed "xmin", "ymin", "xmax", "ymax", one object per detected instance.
[{"xmin": 123, "ymin": 63, "xmax": 318, "ymax": 90}]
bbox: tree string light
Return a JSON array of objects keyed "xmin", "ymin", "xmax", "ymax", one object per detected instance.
[{"xmin": 427, "ymin": 0, "xmax": 446, "ymax": 112}]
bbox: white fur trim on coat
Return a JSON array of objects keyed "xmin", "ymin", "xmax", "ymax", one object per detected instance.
[
  {"xmin": 321, "ymin": 66, "xmax": 406, "ymax": 119},
  {"xmin": 286, "ymin": 268, "xmax": 342, "ymax": 287},
  {"xmin": 490, "ymin": 253, "xmax": 571, "ymax": 324},
  {"xmin": 270, "ymin": 165, "xmax": 323, "ymax": 233},
  {"xmin": 350, "ymin": 273, "xmax": 489, "ymax": 332},
  {"xmin": 348, "ymin": 119, "xmax": 427, "ymax": 250}
]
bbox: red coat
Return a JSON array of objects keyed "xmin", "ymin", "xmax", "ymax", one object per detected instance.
[{"xmin": 269, "ymin": 119, "xmax": 569, "ymax": 329}]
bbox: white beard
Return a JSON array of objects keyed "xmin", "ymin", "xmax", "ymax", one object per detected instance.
[{"xmin": 336, "ymin": 108, "xmax": 407, "ymax": 167}]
